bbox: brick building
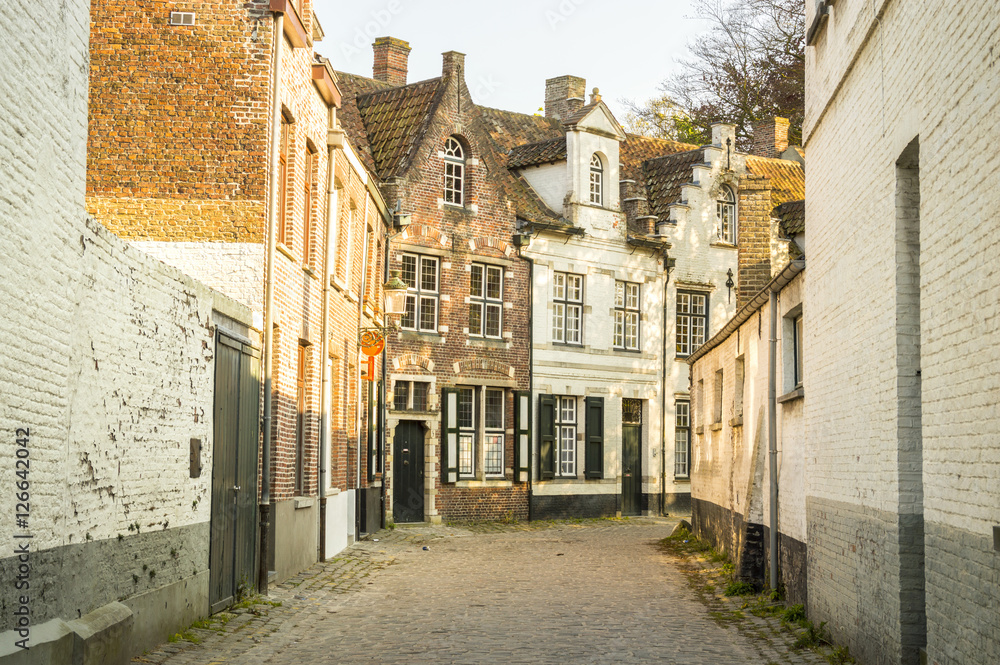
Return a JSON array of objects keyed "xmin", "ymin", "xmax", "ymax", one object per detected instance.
[
  {"xmin": 805, "ymin": 1, "xmax": 1000, "ymax": 663},
  {"xmin": 86, "ymin": 0, "xmax": 390, "ymax": 586}
]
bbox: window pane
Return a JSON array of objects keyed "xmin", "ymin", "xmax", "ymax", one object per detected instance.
[
  {"xmin": 458, "ymin": 388, "xmax": 474, "ymax": 429},
  {"xmin": 677, "ymin": 292, "xmax": 690, "ymax": 314},
  {"xmin": 692, "ymin": 316, "xmax": 705, "ymax": 347},
  {"xmin": 421, "ymin": 258, "xmax": 438, "ymax": 292},
  {"xmin": 568, "ymin": 275, "xmax": 582, "ymax": 302},
  {"xmin": 402, "ymin": 295, "xmax": 416, "ymax": 330},
  {"xmin": 484, "ymin": 434, "xmax": 503, "ymax": 475},
  {"xmin": 674, "ymin": 430, "xmax": 689, "ymax": 477},
  {"xmin": 486, "ymin": 266, "xmax": 502, "ymax": 299},
  {"xmin": 401, "ymin": 255, "xmax": 417, "ymax": 289},
  {"xmin": 675, "ymin": 401, "xmax": 689, "ymax": 427},
  {"xmin": 553, "ymin": 273, "xmax": 565, "ymax": 300},
  {"xmin": 413, "ymin": 382, "xmax": 429, "ymax": 411},
  {"xmin": 559, "ymin": 397, "xmax": 575, "ymax": 423},
  {"xmin": 614, "ymin": 310, "xmax": 624, "ymax": 347},
  {"xmin": 469, "ymin": 302, "xmax": 483, "ymax": 336},
  {"xmin": 614, "ymin": 281, "xmax": 624, "ymax": 308},
  {"xmin": 393, "ymin": 382, "xmax": 409, "ymax": 411},
  {"xmin": 676, "ymin": 314, "xmax": 689, "ymax": 355},
  {"xmin": 485, "ymin": 389, "xmax": 503, "ymax": 429},
  {"xmin": 459, "ymin": 433, "xmax": 474, "ymax": 476},
  {"xmin": 419, "ymin": 297, "xmax": 437, "ymax": 331},
  {"xmin": 626, "ymin": 311, "xmax": 639, "ymax": 349},
  {"xmin": 559, "ymin": 426, "xmax": 576, "ymax": 475},
  {"xmin": 470, "ymin": 264, "xmax": 483, "ymax": 297},
  {"xmin": 692, "ymin": 294, "xmax": 706, "ymax": 315},
  {"xmin": 626, "ymin": 283, "xmax": 639, "ymax": 309},
  {"xmin": 552, "ymin": 303, "xmax": 565, "ymax": 342},
  {"xmin": 566, "ymin": 304, "xmax": 581, "ymax": 343},
  {"xmin": 485, "ymin": 304, "xmax": 501, "ymax": 337}
]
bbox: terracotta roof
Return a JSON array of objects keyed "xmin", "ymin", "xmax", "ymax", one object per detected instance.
[
  {"xmin": 507, "ymin": 137, "xmax": 567, "ymax": 168},
  {"xmin": 642, "ymin": 149, "xmax": 704, "ymax": 219},
  {"xmin": 478, "ymin": 106, "xmax": 563, "ymax": 152},
  {"xmin": 330, "ymin": 71, "xmax": 397, "ymax": 173},
  {"xmin": 620, "ymin": 134, "xmax": 698, "ymax": 181},
  {"xmin": 353, "ymin": 77, "xmax": 446, "ymax": 179},
  {"xmin": 746, "ymin": 156, "xmax": 805, "ymax": 208},
  {"xmin": 562, "ymin": 101, "xmax": 601, "ymax": 126},
  {"xmin": 774, "ymin": 199, "xmax": 805, "ymax": 236}
]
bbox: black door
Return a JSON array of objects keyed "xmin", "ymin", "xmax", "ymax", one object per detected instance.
[
  {"xmin": 210, "ymin": 331, "xmax": 260, "ymax": 613},
  {"xmin": 393, "ymin": 421, "xmax": 424, "ymax": 523},
  {"xmin": 622, "ymin": 399, "xmax": 642, "ymax": 516}
]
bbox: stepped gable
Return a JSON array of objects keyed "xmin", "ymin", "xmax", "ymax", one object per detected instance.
[{"xmin": 745, "ymin": 156, "xmax": 805, "ymax": 207}]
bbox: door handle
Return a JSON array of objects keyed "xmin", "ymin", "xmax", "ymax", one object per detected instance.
[
  {"xmin": 233, "ymin": 485, "xmax": 241, "ymax": 491},
  {"xmin": 403, "ymin": 460, "xmax": 409, "ymax": 466}
]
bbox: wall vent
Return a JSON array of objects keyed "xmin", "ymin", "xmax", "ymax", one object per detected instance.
[{"xmin": 169, "ymin": 12, "xmax": 195, "ymax": 26}]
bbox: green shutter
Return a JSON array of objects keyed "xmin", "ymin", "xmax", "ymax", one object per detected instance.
[
  {"xmin": 538, "ymin": 394, "xmax": 556, "ymax": 480},
  {"xmin": 367, "ymin": 379, "xmax": 375, "ymax": 482},
  {"xmin": 514, "ymin": 391, "xmax": 531, "ymax": 483},
  {"xmin": 585, "ymin": 396, "xmax": 604, "ymax": 479},
  {"xmin": 441, "ymin": 387, "xmax": 459, "ymax": 483}
]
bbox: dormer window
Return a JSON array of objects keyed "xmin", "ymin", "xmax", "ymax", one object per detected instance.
[
  {"xmin": 589, "ymin": 154, "xmax": 603, "ymax": 205},
  {"xmin": 717, "ymin": 186, "xmax": 736, "ymax": 244},
  {"xmin": 444, "ymin": 137, "xmax": 465, "ymax": 206}
]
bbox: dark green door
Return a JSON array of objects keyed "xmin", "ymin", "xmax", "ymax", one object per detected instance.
[
  {"xmin": 393, "ymin": 421, "xmax": 424, "ymax": 523},
  {"xmin": 210, "ymin": 331, "xmax": 260, "ymax": 613},
  {"xmin": 622, "ymin": 399, "xmax": 642, "ymax": 516}
]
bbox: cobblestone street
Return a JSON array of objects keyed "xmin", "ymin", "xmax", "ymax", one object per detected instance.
[{"xmin": 133, "ymin": 517, "xmax": 825, "ymax": 665}]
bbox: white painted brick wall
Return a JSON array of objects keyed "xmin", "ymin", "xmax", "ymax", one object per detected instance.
[
  {"xmin": 0, "ymin": 0, "xmax": 251, "ymax": 556},
  {"xmin": 807, "ymin": 1, "xmax": 1000, "ymax": 662}
]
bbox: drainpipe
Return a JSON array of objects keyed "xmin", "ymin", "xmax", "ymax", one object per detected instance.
[
  {"xmin": 355, "ymin": 196, "xmax": 371, "ymax": 541},
  {"xmin": 768, "ymin": 289, "xmax": 778, "ymax": 591},
  {"xmin": 660, "ymin": 254, "xmax": 670, "ymax": 515},
  {"xmin": 521, "ymin": 249, "xmax": 534, "ymax": 522},
  {"xmin": 318, "ymin": 107, "xmax": 339, "ymax": 562},
  {"xmin": 258, "ymin": 9, "xmax": 284, "ymax": 597},
  {"xmin": 380, "ymin": 226, "xmax": 390, "ymax": 529}
]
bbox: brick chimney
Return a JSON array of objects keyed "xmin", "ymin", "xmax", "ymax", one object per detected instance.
[
  {"xmin": 372, "ymin": 37, "xmax": 409, "ymax": 87},
  {"xmin": 442, "ymin": 51, "xmax": 465, "ymax": 79},
  {"xmin": 752, "ymin": 117, "xmax": 790, "ymax": 159},
  {"xmin": 545, "ymin": 75, "xmax": 586, "ymax": 122}
]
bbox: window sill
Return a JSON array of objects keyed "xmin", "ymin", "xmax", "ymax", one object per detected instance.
[
  {"xmin": 388, "ymin": 409, "xmax": 436, "ymax": 417},
  {"xmin": 710, "ymin": 422, "xmax": 722, "ymax": 431},
  {"xmin": 612, "ymin": 347, "xmax": 642, "ymax": 354},
  {"xmin": 454, "ymin": 479, "xmax": 512, "ymax": 488},
  {"xmin": 552, "ymin": 341, "xmax": 585, "ymax": 348},
  {"xmin": 468, "ymin": 337, "xmax": 509, "ymax": 349},
  {"xmin": 673, "ymin": 476, "xmax": 690, "ymax": 483},
  {"xmin": 710, "ymin": 241, "xmax": 737, "ymax": 250},
  {"xmin": 729, "ymin": 415, "xmax": 743, "ymax": 427},
  {"xmin": 302, "ymin": 265, "xmax": 316, "ymax": 279},
  {"xmin": 277, "ymin": 243, "xmax": 296, "ymax": 262},
  {"xmin": 294, "ymin": 496, "xmax": 315, "ymax": 510},
  {"xmin": 398, "ymin": 330, "xmax": 443, "ymax": 342},
  {"xmin": 777, "ymin": 386, "xmax": 804, "ymax": 404}
]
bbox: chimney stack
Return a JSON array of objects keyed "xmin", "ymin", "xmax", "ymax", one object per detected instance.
[
  {"xmin": 752, "ymin": 117, "xmax": 790, "ymax": 159},
  {"xmin": 372, "ymin": 37, "xmax": 410, "ymax": 87},
  {"xmin": 545, "ymin": 75, "xmax": 586, "ymax": 122},
  {"xmin": 442, "ymin": 51, "xmax": 465, "ymax": 79}
]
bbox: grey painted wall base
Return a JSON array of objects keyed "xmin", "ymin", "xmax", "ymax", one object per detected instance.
[
  {"xmin": 122, "ymin": 571, "xmax": 208, "ymax": 656},
  {"xmin": 359, "ymin": 487, "xmax": 382, "ymax": 535},
  {"xmin": 0, "ymin": 600, "xmax": 133, "ymax": 665},
  {"xmin": 270, "ymin": 499, "xmax": 318, "ymax": 585},
  {"xmin": 530, "ymin": 494, "xmax": 617, "ymax": 520},
  {"xmin": 662, "ymin": 491, "xmax": 692, "ymax": 515}
]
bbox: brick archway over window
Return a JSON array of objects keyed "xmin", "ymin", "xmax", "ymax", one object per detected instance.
[
  {"xmin": 391, "ymin": 354, "xmax": 435, "ymax": 372},
  {"xmin": 468, "ymin": 236, "xmax": 513, "ymax": 257},
  {"xmin": 399, "ymin": 224, "xmax": 450, "ymax": 248},
  {"xmin": 452, "ymin": 358, "xmax": 516, "ymax": 379}
]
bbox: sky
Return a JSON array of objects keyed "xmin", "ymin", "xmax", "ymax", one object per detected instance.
[{"xmin": 312, "ymin": 0, "xmax": 713, "ymax": 120}]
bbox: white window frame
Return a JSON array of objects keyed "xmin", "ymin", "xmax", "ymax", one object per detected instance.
[
  {"xmin": 555, "ymin": 396, "xmax": 577, "ymax": 477},
  {"xmin": 552, "ymin": 272, "xmax": 583, "ymax": 345},
  {"xmin": 470, "ymin": 263, "xmax": 503, "ymax": 339},
  {"xmin": 793, "ymin": 314, "xmax": 803, "ymax": 388},
  {"xmin": 589, "ymin": 154, "xmax": 603, "ymax": 206},
  {"xmin": 457, "ymin": 386, "xmax": 476, "ymax": 478},
  {"xmin": 483, "ymin": 388, "xmax": 505, "ymax": 478},
  {"xmin": 444, "ymin": 137, "xmax": 465, "ymax": 206},
  {"xmin": 400, "ymin": 253, "xmax": 439, "ymax": 333},
  {"xmin": 614, "ymin": 280, "xmax": 640, "ymax": 350},
  {"xmin": 674, "ymin": 400, "xmax": 690, "ymax": 478},
  {"xmin": 717, "ymin": 186, "xmax": 737, "ymax": 244},
  {"xmin": 676, "ymin": 291, "xmax": 707, "ymax": 357}
]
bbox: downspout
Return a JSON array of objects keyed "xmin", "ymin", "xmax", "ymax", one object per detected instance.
[
  {"xmin": 660, "ymin": 253, "xmax": 670, "ymax": 515},
  {"xmin": 355, "ymin": 196, "xmax": 371, "ymax": 541},
  {"xmin": 258, "ymin": 9, "xmax": 284, "ymax": 597},
  {"xmin": 318, "ymin": 107, "xmax": 339, "ymax": 562},
  {"xmin": 380, "ymin": 226, "xmax": 390, "ymax": 529},
  {"xmin": 768, "ymin": 288, "xmax": 778, "ymax": 591},
  {"xmin": 521, "ymin": 250, "xmax": 534, "ymax": 522}
]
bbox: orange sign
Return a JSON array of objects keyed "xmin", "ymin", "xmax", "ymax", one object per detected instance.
[{"xmin": 360, "ymin": 331, "xmax": 385, "ymax": 357}]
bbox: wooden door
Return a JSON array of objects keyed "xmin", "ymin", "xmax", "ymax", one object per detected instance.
[{"xmin": 392, "ymin": 421, "xmax": 425, "ymax": 523}]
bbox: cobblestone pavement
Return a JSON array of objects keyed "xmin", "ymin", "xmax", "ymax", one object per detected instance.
[{"xmin": 133, "ymin": 517, "xmax": 824, "ymax": 664}]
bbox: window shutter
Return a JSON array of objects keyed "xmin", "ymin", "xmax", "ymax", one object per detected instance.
[
  {"xmin": 366, "ymin": 379, "xmax": 375, "ymax": 482},
  {"xmin": 440, "ymin": 387, "xmax": 459, "ymax": 483},
  {"xmin": 514, "ymin": 391, "xmax": 531, "ymax": 483},
  {"xmin": 585, "ymin": 396, "xmax": 604, "ymax": 479},
  {"xmin": 538, "ymin": 394, "xmax": 556, "ymax": 480}
]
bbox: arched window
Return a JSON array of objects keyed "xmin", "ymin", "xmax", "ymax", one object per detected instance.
[
  {"xmin": 717, "ymin": 186, "xmax": 736, "ymax": 244},
  {"xmin": 589, "ymin": 154, "xmax": 603, "ymax": 205},
  {"xmin": 444, "ymin": 137, "xmax": 465, "ymax": 206}
]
